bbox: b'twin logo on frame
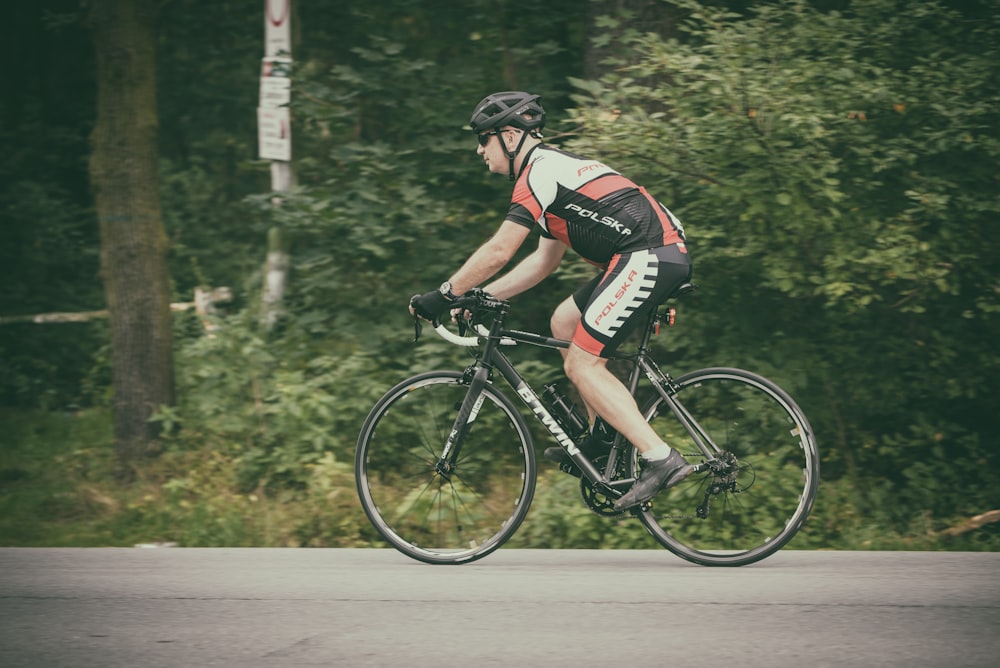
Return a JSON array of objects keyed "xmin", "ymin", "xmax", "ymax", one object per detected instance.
[
  {"xmin": 516, "ymin": 385, "xmax": 579, "ymax": 455},
  {"xmin": 563, "ymin": 203, "xmax": 632, "ymax": 235}
]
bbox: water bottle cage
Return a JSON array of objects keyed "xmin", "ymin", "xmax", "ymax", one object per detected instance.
[{"xmin": 541, "ymin": 383, "xmax": 589, "ymax": 439}]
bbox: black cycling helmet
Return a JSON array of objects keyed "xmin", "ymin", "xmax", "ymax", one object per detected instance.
[
  {"xmin": 469, "ymin": 91, "xmax": 545, "ymax": 134},
  {"xmin": 470, "ymin": 91, "xmax": 545, "ymax": 180}
]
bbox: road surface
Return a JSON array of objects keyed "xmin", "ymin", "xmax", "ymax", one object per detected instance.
[{"xmin": 1, "ymin": 548, "xmax": 997, "ymax": 667}]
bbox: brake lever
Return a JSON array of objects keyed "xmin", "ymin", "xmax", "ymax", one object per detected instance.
[{"xmin": 412, "ymin": 314, "xmax": 423, "ymax": 342}]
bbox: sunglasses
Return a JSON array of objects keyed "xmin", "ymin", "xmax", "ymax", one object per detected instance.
[{"xmin": 477, "ymin": 131, "xmax": 499, "ymax": 146}]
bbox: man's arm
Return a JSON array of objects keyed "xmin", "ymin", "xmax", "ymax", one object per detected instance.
[
  {"xmin": 410, "ymin": 220, "xmax": 558, "ymax": 323},
  {"xmin": 483, "ymin": 235, "xmax": 566, "ymax": 299},
  {"xmin": 448, "ymin": 220, "xmax": 533, "ymax": 294}
]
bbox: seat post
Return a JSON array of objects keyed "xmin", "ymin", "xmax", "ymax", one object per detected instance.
[
  {"xmin": 635, "ymin": 281, "xmax": 695, "ymax": 358},
  {"xmin": 634, "ymin": 307, "xmax": 659, "ymax": 357}
]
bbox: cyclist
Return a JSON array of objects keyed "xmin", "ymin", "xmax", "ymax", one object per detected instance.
[{"xmin": 410, "ymin": 91, "xmax": 692, "ymax": 510}]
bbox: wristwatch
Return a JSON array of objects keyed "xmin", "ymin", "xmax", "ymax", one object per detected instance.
[{"xmin": 439, "ymin": 281, "xmax": 457, "ymax": 300}]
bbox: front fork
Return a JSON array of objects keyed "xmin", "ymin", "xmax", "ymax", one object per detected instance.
[{"xmin": 435, "ymin": 365, "xmax": 490, "ymax": 477}]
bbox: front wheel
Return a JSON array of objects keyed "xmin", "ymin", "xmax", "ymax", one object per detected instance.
[
  {"xmin": 636, "ymin": 367, "xmax": 819, "ymax": 566},
  {"xmin": 355, "ymin": 371, "xmax": 536, "ymax": 564}
]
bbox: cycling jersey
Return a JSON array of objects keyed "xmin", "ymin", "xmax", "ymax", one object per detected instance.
[{"xmin": 506, "ymin": 145, "xmax": 687, "ymax": 266}]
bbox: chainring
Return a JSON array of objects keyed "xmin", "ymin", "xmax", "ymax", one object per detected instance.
[{"xmin": 579, "ymin": 456, "xmax": 628, "ymax": 517}]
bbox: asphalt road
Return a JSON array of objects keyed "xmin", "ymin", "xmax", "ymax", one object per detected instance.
[{"xmin": 1, "ymin": 548, "xmax": 997, "ymax": 667}]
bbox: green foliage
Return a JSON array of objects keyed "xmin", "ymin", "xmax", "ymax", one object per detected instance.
[
  {"xmin": 565, "ymin": 0, "xmax": 1000, "ymax": 539},
  {"xmin": 160, "ymin": 312, "xmax": 386, "ymax": 493},
  {"xmin": 132, "ymin": 0, "xmax": 599, "ymax": 506},
  {"xmin": 2, "ymin": 0, "xmax": 999, "ymax": 550},
  {"xmin": 0, "ymin": 6, "xmax": 103, "ymax": 409},
  {"xmin": 509, "ymin": 472, "xmax": 654, "ymax": 549},
  {"xmin": 156, "ymin": 0, "xmax": 273, "ymax": 297},
  {"xmin": 3, "ymin": 408, "xmax": 995, "ymax": 550},
  {"xmin": 0, "ymin": 408, "xmax": 372, "ymax": 547},
  {"xmin": 572, "ymin": 0, "xmax": 998, "ymax": 313},
  {"xmin": 0, "ymin": 322, "xmax": 109, "ymax": 409}
]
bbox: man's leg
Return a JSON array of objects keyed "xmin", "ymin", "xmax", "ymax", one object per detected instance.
[
  {"xmin": 542, "ymin": 297, "xmax": 618, "ymax": 472},
  {"xmin": 566, "ymin": 343, "xmax": 692, "ymax": 509},
  {"xmin": 564, "ymin": 248, "xmax": 693, "ymax": 507},
  {"xmin": 550, "ymin": 296, "xmax": 581, "ymax": 355},
  {"xmin": 548, "ymin": 287, "xmax": 667, "ymax": 458},
  {"xmin": 563, "ymin": 344, "xmax": 662, "ymax": 454},
  {"xmin": 550, "ymin": 295, "xmax": 595, "ymax": 417}
]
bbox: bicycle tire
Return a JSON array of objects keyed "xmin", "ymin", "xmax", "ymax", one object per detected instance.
[
  {"xmin": 356, "ymin": 371, "xmax": 536, "ymax": 564},
  {"xmin": 635, "ymin": 367, "xmax": 819, "ymax": 566}
]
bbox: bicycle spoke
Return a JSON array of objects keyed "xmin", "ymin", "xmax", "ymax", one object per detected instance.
[
  {"xmin": 356, "ymin": 372, "xmax": 535, "ymax": 564},
  {"xmin": 638, "ymin": 368, "xmax": 819, "ymax": 566}
]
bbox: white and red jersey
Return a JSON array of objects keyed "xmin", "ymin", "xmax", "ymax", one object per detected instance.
[{"xmin": 506, "ymin": 145, "xmax": 687, "ymax": 266}]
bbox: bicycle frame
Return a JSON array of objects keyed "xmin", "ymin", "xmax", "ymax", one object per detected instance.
[
  {"xmin": 363, "ymin": 287, "xmax": 817, "ymax": 565},
  {"xmin": 435, "ymin": 296, "xmax": 719, "ymax": 498}
]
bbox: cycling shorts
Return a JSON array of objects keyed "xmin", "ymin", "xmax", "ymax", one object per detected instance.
[{"xmin": 571, "ymin": 243, "xmax": 692, "ymax": 358}]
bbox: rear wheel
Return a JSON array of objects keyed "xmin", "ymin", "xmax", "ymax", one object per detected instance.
[
  {"xmin": 636, "ymin": 367, "xmax": 819, "ymax": 566},
  {"xmin": 355, "ymin": 371, "xmax": 535, "ymax": 564}
]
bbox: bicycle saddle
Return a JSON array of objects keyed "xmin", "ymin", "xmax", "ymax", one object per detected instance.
[{"xmin": 671, "ymin": 282, "xmax": 698, "ymax": 300}]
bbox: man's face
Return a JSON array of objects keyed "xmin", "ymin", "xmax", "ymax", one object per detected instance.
[{"xmin": 476, "ymin": 128, "xmax": 514, "ymax": 175}]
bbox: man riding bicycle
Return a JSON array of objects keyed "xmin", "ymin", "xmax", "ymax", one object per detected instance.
[{"xmin": 410, "ymin": 91, "xmax": 693, "ymax": 510}]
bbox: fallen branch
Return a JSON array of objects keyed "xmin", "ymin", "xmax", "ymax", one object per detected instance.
[
  {"xmin": 940, "ymin": 509, "xmax": 1000, "ymax": 537},
  {"xmin": 0, "ymin": 287, "xmax": 232, "ymax": 325}
]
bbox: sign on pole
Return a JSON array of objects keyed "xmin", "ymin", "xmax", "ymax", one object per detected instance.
[
  {"xmin": 259, "ymin": 58, "xmax": 291, "ymax": 107},
  {"xmin": 258, "ymin": 107, "xmax": 291, "ymax": 162},
  {"xmin": 265, "ymin": 0, "xmax": 292, "ymax": 58},
  {"xmin": 259, "ymin": 0, "xmax": 292, "ymax": 162}
]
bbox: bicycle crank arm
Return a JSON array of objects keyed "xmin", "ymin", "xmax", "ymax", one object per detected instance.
[{"xmin": 596, "ymin": 478, "xmax": 634, "ymax": 496}]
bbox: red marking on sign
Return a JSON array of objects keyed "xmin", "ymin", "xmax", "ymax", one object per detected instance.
[{"xmin": 267, "ymin": 0, "xmax": 290, "ymax": 26}]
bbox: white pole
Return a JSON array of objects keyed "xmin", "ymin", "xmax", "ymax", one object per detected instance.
[{"xmin": 259, "ymin": 0, "xmax": 293, "ymax": 330}]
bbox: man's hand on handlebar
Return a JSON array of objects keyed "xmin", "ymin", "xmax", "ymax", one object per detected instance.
[
  {"xmin": 409, "ymin": 290, "xmax": 455, "ymax": 323},
  {"xmin": 409, "ymin": 287, "xmax": 499, "ymax": 328}
]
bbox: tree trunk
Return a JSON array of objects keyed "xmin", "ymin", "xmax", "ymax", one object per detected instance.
[{"xmin": 88, "ymin": 0, "xmax": 175, "ymax": 463}]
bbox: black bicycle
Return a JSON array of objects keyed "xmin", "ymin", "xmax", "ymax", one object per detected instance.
[{"xmin": 355, "ymin": 285, "xmax": 819, "ymax": 566}]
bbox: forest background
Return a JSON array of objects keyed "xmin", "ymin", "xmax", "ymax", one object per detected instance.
[{"xmin": 1, "ymin": 0, "xmax": 997, "ymax": 551}]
